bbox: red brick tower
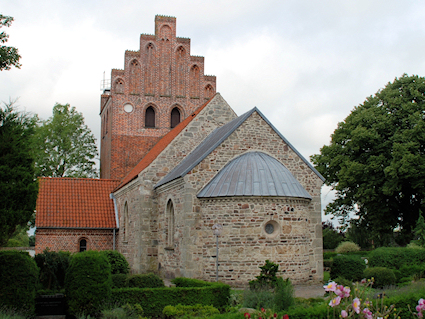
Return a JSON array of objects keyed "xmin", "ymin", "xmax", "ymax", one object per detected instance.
[{"xmin": 100, "ymin": 15, "xmax": 216, "ymax": 180}]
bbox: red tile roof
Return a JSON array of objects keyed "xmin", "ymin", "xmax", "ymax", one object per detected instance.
[
  {"xmin": 117, "ymin": 95, "xmax": 215, "ymax": 190},
  {"xmin": 36, "ymin": 177, "xmax": 120, "ymax": 229}
]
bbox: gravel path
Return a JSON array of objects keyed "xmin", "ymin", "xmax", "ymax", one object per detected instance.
[{"xmin": 293, "ymin": 284, "xmax": 325, "ymax": 299}]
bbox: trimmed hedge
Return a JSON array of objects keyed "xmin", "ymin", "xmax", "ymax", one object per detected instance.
[
  {"xmin": 101, "ymin": 250, "xmax": 129, "ymax": 274},
  {"xmin": 368, "ymin": 247, "xmax": 425, "ymax": 269},
  {"xmin": 110, "ymin": 283, "xmax": 230, "ymax": 317},
  {"xmin": 363, "ymin": 267, "xmax": 396, "ymax": 288},
  {"xmin": 35, "ymin": 249, "xmax": 70, "ymax": 290},
  {"xmin": 330, "ymin": 255, "xmax": 365, "ymax": 281},
  {"xmin": 127, "ymin": 273, "xmax": 164, "ymax": 288},
  {"xmin": 65, "ymin": 250, "xmax": 112, "ymax": 317},
  {"xmin": 0, "ymin": 250, "xmax": 39, "ymax": 315},
  {"xmin": 172, "ymin": 277, "xmax": 216, "ymax": 287},
  {"xmin": 163, "ymin": 304, "xmax": 219, "ymax": 318},
  {"xmin": 112, "ymin": 273, "xmax": 128, "ymax": 288}
]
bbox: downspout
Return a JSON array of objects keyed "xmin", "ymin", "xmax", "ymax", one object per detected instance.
[{"xmin": 110, "ymin": 193, "xmax": 119, "ymax": 250}]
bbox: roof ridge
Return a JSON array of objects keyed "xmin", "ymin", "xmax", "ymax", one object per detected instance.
[
  {"xmin": 115, "ymin": 94, "xmax": 217, "ymax": 191},
  {"xmin": 38, "ymin": 177, "xmax": 120, "ymax": 182}
]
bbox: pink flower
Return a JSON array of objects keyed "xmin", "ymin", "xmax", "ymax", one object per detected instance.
[
  {"xmin": 274, "ymin": 314, "xmax": 277, "ymax": 318},
  {"xmin": 335, "ymin": 285, "xmax": 351, "ymax": 298},
  {"xmin": 361, "ymin": 278, "xmax": 367, "ymax": 284},
  {"xmin": 341, "ymin": 310, "xmax": 348, "ymax": 318},
  {"xmin": 324, "ymin": 281, "xmax": 337, "ymax": 292},
  {"xmin": 418, "ymin": 311, "xmax": 423, "ymax": 318},
  {"xmin": 283, "ymin": 315, "xmax": 289, "ymax": 319},
  {"xmin": 329, "ymin": 296, "xmax": 341, "ymax": 307},
  {"xmin": 352, "ymin": 298, "xmax": 361, "ymax": 314},
  {"xmin": 261, "ymin": 308, "xmax": 265, "ymax": 313},
  {"xmin": 244, "ymin": 313, "xmax": 251, "ymax": 319},
  {"xmin": 363, "ymin": 307, "xmax": 373, "ymax": 319}
]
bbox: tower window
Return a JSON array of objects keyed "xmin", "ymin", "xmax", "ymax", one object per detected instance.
[
  {"xmin": 171, "ymin": 107, "xmax": 181, "ymax": 128},
  {"xmin": 145, "ymin": 106, "xmax": 156, "ymax": 128}
]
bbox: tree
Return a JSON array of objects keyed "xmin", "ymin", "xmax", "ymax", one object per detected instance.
[
  {"xmin": 33, "ymin": 103, "xmax": 98, "ymax": 178},
  {"xmin": 311, "ymin": 74, "xmax": 425, "ymax": 246},
  {"xmin": 0, "ymin": 15, "xmax": 21, "ymax": 71},
  {"xmin": 0, "ymin": 102, "xmax": 38, "ymax": 246},
  {"xmin": 413, "ymin": 210, "xmax": 425, "ymax": 247}
]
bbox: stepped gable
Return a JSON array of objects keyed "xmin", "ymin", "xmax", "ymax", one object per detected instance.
[{"xmin": 36, "ymin": 177, "xmax": 120, "ymax": 229}]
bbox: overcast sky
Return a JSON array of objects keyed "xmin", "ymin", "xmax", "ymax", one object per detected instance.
[{"xmin": 2, "ymin": 0, "xmax": 425, "ymax": 224}]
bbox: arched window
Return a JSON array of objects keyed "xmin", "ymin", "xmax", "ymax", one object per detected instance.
[
  {"xmin": 114, "ymin": 78, "xmax": 124, "ymax": 94},
  {"xmin": 166, "ymin": 199, "xmax": 174, "ymax": 248},
  {"xmin": 204, "ymin": 84, "xmax": 214, "ymax": 99},
  {"xmin": 145, "ymin": 106, "xmax": 155, "ymax": 128},
  {"xmin": 123, "ymin": 201, "xmax": 129, "ymax": 242},
  {"xmin": 170, "ymin": 107, "xmax": 181, "ymax": 128},
  {"xmin": 79, "ymin": 238, "xmax": 87, "ymax": 252}
]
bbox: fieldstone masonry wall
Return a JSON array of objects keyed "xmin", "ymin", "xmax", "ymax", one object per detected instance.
[
  {"xmin": 152, "ymin": 110, "xmax": 323, "ymax": 286},
  {"xmin": 114, "ymin": 94, "xmax": 236, "ymax": 274}
]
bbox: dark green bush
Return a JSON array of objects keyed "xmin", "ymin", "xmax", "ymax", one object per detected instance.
[
  {"xmin": 363, "ymin": 267, "xmax": 396, "ymax": 288},
  {"xmin": 112, "ymin": 273, "xmax": 128, "ymax": 288},
  {"xmin": 322, "ymin": 228, "xmax": 343, "ymax": 249},
  {"xmin": 163, "ymin": 304, "xmax": 219, "ymax": 318},
  {"xmin": 330, "ymin": 255, "xmax": 365, "ymax": 281},
  {"xmin": 127, "ymin": 273, "xmax": 164, "ymax": 288},
  {"xmin": 65, "ymin": 250, "xmax": 112, "ymax": 317},
  {"xmin": 172, "ymin": 277, "xmax": 215, "ymax": 287},
  {"xmin": 101, "ymin": 250, "xmax": 129, "ymax": 274},
  {"xmin": 111, "ymin": 283, "xmax": 230, "ymax": 317},
  {"xmin": 323, "ymin": 259, "xmax": 333, "ymax": 268},
  {"xmin": 249, "ymin": 260, "xmax": 279, "ymax": 291},
  {"xmin": 0, "ymin": 250, "xmax": 39, "ymax": 315},
  {"xmin": 368, "ymin": 247, "xmax": 425, "ymax": 269},
  {"xmin": 35, "ymin": 249, "xmax": 70, "ymax": 290},
  {"xmin": 273, "ymin": 277, "xmax": 294, "ymax": 311}
]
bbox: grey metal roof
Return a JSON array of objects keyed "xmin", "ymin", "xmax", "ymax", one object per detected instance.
[
  {"xmin": 154, "ymin": 107, "xmax": 324, "ymax": 189},
  {"xmin": 197, "ymin": 152, "xmax": 312, "ymax": 199}
]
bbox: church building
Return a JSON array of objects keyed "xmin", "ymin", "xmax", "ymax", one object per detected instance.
[{"xmin": 35, "ymin": 15, "xmax": 324, "ymax": 286}]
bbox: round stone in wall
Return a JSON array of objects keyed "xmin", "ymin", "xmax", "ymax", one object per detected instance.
[
  {"xmin": 124, "ymin": 103, "xmax": 133, "ymax": 113},
  {"xmin": 264, "ymin": 220, "xmax": 279, "ymax": 237}
]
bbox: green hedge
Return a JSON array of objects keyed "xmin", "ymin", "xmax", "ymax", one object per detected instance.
[
  {"xmin": 101, "ymin": 250, "xmax": 129, "ymax": 274},
  {"xmin": 363, "ymin": 267, "xmax": 396, "ymax": 288},
  {"xmin": 330, "ymin": 255, "xmax": 365, "ymax": 281},
  {"xmin": 111, "ymin": 283, "xmax": 230, "ymax": 317},
  {"xmin": 65, "ymin": 250, "xmax": 112, "ymax": 317},
  {"xmin": 0, "ymin": 250, "xmax": 39, "ymax": 315},
  {"xmin": 127, "ymin": 273, "xmax": 164, "ymax": 288},
  {"xmin": 172, "ymin": 277, "xmax": 216, "ymax": 287},
  {"xmin": 368, "ymin": 247, "xmax": 425, "ymax": 269}
]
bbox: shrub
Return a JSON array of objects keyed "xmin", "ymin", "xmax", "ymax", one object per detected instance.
[
  {"xmin": 330, "ymin": 255, "xmax": 365, "ymax": 281},
  {"xmin": 242, "ymin": 289, "xmax": 274, "ymax": 310},
  {"xmin": 172, "ymin": 277, "xmax": 215, "ymax": 287},
  {"xmin": 101, "ymin": 250, "xmax": 129, "ymax": 274},
  {"xmin": 0, "ymin": 250, "xmax": 39, "ymax": 315},
  {"xmin": 111, "ymin": 283, "xmax": 230, "ymax": 317},
  {"xmin": 249, "ymin": 260, "xmax": 279, "ymax": 290},
  {"xmin": 323, "ymin": 259, "xmax": 333, "ymax": 268},
  {"xmin": 368, "ymin": 247, "xmax": 425, "ymax": 269},
  {"xmin": 65, "ymin": 250, "xmax": 112, "ymax": 317},
  {"xmin": 335, "ymin": 241, "xmax": 360, "ymax": 253},
  {"xmin": 35, "ymin": 249, "xmax": 70, "ymax": 290},
  {"xmin": 112, "ymin": 273, "xmax": 128, "ymax": 288},
  {"xmin": 363, "ymin": 267, "xmax": 396, "ymax": 288},
  {"xmin": 273, "ymin": 277, "xmax": 294, "ymax": 311},
  {"xmin": 127, "ymin": 273, "xmax": 164, "ymax": 288},
  {"xmin": 163, "ymin": 304, "xmax": 219, "ymax": 318}
]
